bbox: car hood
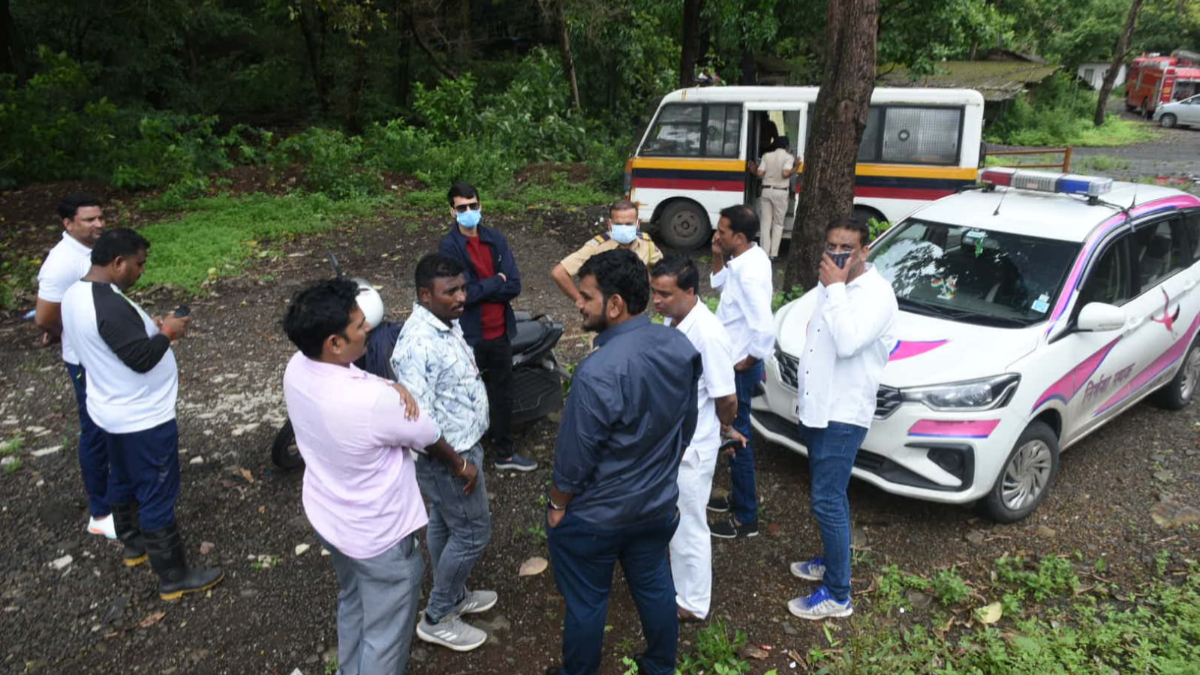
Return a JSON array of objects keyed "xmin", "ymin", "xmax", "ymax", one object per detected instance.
[{"xmin": 774, "ymin": 290, "xmax": 1041, "ymax": 387}]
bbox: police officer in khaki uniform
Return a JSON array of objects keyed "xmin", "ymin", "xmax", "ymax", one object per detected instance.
[{"xmin": 551, "ymin": 199, "xmax": 663, "ymax": 303}]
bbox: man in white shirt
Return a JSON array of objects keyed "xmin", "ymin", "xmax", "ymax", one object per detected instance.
[
  {"xmin": 61, "ymin": 228, "xmax": 224, "ymax": 601},
  {"xmin": 787, "ymin": 217, "xmax": 896, "ymax": 621},
  {"xmin": 749, "ymin": 137, "xmax": 798, "ymax": 262},
  {"xmin": 708, "ymin": 205, "xmax": 775, "ymax": 540},
  {"xmin": 34, "ymin": 194, "xmax": 114, "ymax": 539},
  {"xmin": 650, "ymin": 256, "xmax": 740, "ymax": 623}
]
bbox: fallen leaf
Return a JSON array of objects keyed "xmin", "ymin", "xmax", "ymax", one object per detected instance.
[
  {"xmin": 239, "ymin": 467, "xmax": 255, "ymax": 484},
  {"xmin": 739, "ymin": 644, "xmax": 770, "ymax": 660},
  {"xmin": 977, "ymin": 602, "xmax": 1003, "ymax": 625},
  {"xmin": 139, "ymin": 611, "xmax": 166, "ymax": 628},
  {"xmin": 518, "ymin": 556, "xmax": 549, "ymax": 577}
]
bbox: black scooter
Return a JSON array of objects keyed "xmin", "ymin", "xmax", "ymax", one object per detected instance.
[{"xmin": 270, "ymin": 258, "xmax": 568, "ymax": 469}]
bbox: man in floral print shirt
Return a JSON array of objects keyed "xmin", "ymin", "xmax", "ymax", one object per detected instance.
[{"xmin": 391, "ymin": 254, "xmax": 495, "ymax": 653}]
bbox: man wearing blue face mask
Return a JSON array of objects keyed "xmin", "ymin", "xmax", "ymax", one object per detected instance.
[
  {"xmin": 438, "ymin": 182, "xmax": 537, "ymax": 472},
  {"xmin": 551, "ymin": 200, "xmax": 662, "ymax": 304}
]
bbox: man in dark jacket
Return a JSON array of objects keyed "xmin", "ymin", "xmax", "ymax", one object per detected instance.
[{"xmin": 438, "ymin": 182, "xmax": 537, "ymax": 472}]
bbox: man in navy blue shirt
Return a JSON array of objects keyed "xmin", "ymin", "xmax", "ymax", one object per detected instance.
[
  {"xmin": 438, "ymin": 182, "xmax": 536, "ymax": 472},
  {"xmin": 546, "ymin": 249, "xmax": 701, "ymax": 675}
]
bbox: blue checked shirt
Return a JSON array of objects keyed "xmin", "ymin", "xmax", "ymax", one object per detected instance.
[{"xmin": 391, "ymin": 303, "xmax": 489, "ymax": 453}]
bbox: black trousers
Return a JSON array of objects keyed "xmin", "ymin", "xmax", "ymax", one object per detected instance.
[{"xmin": 474, "ymin": 334, "xmax": 514, "ymax": 458}]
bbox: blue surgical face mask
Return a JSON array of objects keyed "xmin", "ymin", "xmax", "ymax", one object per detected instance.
[
  {"xmin": 456, "ymin": 208, "xmax": 482, "ymax": 229},
  {"xmin": 611, "ymin": 224, "xmax": 638, "ymax": 245}
]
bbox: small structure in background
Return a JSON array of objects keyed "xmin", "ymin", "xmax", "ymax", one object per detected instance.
[{"xmin": 1077, "ymin": 63, "xmax": 1127, "ymax": 91}]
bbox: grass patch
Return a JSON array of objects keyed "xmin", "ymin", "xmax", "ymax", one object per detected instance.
[
  {"xmin": 135, "ymin": 193, "xmax": 382, "ymax": 290},
  {"xmin": 809, "ymin": 555, "xmax": 1200, "ymax": 675}
]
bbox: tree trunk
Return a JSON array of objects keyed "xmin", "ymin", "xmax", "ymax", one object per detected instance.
[
  {"xmin": 297, "ymin": 0, "xmax": 330, "ymax": 113},
  {"xmin": 406, "ymin": 3, "xmax": 459, "ymax": 80},
  {"xmin": 680, "ymin": 0, "xmax": 704, "ymax": 87},
  {"xmin": 1095, "ymin": 0, "xmax": 1144, "ymax": 127},
  {"xmin": 783, "ymin": 0, "xmax": 877, "ymax": 292},
  {"xmin": 554, "ymin": 0, "xmax": 581, "ymax": 112},
  {"xmin": 0, "ymin": 0, "xmax": 17, "ymax": 75}
]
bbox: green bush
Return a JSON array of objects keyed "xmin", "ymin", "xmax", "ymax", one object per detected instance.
[
  {"xmin": 986, "ymin": 73, "xmax": 1155, "ymax": 147},
  {"xmin": 277, "ymin": 127, "xmax": 381, "ymax": 198}
]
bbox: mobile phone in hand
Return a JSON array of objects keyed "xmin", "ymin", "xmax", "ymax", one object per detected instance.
[
  {"xmin": 719, "ymin": 436, "xmax": 743, "ymax": 454},
  {"xmin": 173, "ymin": 305, "xmax": 191, "ymax": 318}
]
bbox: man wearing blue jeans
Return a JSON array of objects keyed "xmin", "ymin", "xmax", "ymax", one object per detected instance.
[
  {"xmin": 547, "ymin": 250, "xmax": 701, "ymax": 675},
  {"xmin": 708, "ymin": 205, "xmax": 775, "ymax": 539},
  {"xmin": 788, "ymin": 217, "xmax": 896, "ymax": 620},
  {"xmin": 392, "ymin": 254, "xmax": 496, "ymax": 653}
]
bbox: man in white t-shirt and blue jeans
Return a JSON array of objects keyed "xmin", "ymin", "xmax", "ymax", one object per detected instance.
[
  {"xmin": 788, "ymin": 216, "xmax": 896, "ymax": 620},
  {"xmin": 61, "ymin": 228, "xmax": 223, "ymax": 601},
  {"xmin": 34, "ymin": 194, "xmax": 113, "ymax": 540}
]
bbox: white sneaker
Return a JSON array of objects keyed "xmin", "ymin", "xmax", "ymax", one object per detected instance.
[
  {"xmin": 452, "ymin": 589, "xmax": 497, "ymax": 616},
  {"xmin": 790, "ymin": 557, "xmax": 826, "ymax": 581},
  {"xmin": 416, "ymin": 614, "xmax": 487, "ymax": 652},
  {"xmin": 87, "ymin": 515, "xmax": 117, "ymax": 540},
  {"xmin": 787, "ymin": 586, "xmax": 853, "ymax": 620}
]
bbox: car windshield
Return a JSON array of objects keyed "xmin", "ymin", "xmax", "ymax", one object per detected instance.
[{"xmin": 869, "ymin": 219, "xmax": 1081, "ymax": 327}]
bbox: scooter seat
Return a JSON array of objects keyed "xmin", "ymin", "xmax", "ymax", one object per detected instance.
[{"xmin": 511, "ymin": 318, "xmax": 548, "ymax": 354}]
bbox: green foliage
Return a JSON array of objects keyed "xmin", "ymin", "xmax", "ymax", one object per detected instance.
[
  {"xmin": 772, "ymin": 284, "xmax": 805, "ymax": 312},
  {"xmin": 995, "ymin": 555, "xmax": 1079, "ymax": 601},
  {"xmin": 0, "ymin": 252, "xmax": 40, "ymax": 311},
  {"xmin": 677, "ymin": 621, "xmax": 750, "ymax": 675},
  {"xmin": 0, "ymin": 434, "xmax": 26, "ymax": 456},
  {"xmin": 278, "ymin": 127, "xmax": 380, "ymax": 198},
  {"xmin": 987, "ymin": 73, "xmax": 1156, "ymax": 147},
  {"xmin": 135, "ymin": 193, "xmax": 380, "ymax": 290}
]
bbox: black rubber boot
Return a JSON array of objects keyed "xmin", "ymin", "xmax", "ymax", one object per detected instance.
[
  {"xmin": 144, "ymin": 523, "xmax": 224, "ymax": 601},
  {"xmin": 110, "ymin": 503, "xmax": 147, "ymax": 568}
]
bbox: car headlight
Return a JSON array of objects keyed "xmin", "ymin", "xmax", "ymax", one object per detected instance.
[{"xmin": 900, "ymin": 374, "xmax": 1020, "ymax": 411}]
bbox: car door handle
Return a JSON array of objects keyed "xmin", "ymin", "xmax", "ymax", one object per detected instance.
[
  {"xmin": 1183, "ymin": 279, "xmax": 1198, "ymax": 292},
  {"xmin": 1125, "ymin": 317, "xmax": 1145, "ymax": 333}
]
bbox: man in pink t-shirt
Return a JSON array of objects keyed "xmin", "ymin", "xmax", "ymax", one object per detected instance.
[{"xmin": 283, "ymin": 278, "xmax": 479, "ymax": 675}]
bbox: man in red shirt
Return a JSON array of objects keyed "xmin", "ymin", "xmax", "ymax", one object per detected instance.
[{"xmin": 438, "ymin": 182, "xmax": 537, "ymax": 472}]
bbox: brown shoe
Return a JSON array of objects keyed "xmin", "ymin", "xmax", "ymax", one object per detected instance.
[{"xmin": 677, "ymin": 606, "xmax": 703, "ymax": 623}]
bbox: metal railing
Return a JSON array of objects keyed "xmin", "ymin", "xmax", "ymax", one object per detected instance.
[{"xmin": 984, "ymin": 147, "xmax": 1073, "ymax": 172}]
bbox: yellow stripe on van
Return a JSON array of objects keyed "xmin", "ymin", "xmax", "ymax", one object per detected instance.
[
  {"xmin": 630, "ymin": 157, "xmax": 747, "ymax": 172},
  {"xmin": 855, "ymin": 164, "xmax": 978, "ymax": 180}
]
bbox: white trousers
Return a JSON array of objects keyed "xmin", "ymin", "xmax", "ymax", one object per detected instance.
[
  {"xmin": 669, "ymin": 437, "xmax": 720, "ymax": 618},
  {"xmin": 758, "ymin": 188, "xmax": 789, "ymax": 258}
]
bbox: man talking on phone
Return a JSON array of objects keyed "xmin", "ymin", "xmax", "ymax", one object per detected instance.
[{"xmin": 786, "ymin": 216, "xmax": 896, "ymax": 621}]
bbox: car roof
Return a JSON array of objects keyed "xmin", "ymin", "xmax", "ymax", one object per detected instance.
[{"xmin": 906, "ymin": 182, "xmax": 1192, "ymax": 242}]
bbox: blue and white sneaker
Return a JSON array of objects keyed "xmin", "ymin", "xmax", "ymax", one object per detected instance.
[
  {"xmin": 787, "ymin": 586, "xmax": 853, "ymax": 620},
  {"xmin": 494, "ymin": 453, "xmax": 538, "ymax": 472},
  {"xmin": 789, "ymin": 557, "xmax": 826, "ymax": 581}
]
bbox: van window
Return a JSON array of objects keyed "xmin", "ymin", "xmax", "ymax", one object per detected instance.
[
  {"xmin": 641, "ymin": 104, "xmax": 741, "ymax": 158},
  {"xmin": 1079, "ymin": 238, "xmax": 1131, "ymax": 307},
  {"xmin": 1131, "ymin": 219, "xmax": 1189, "ymax": 290},
  {"xmin": 857, "ymin": 106, "xmax": 963, "ymax": 165}
]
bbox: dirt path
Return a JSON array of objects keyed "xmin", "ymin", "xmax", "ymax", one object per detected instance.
[{"xmin": 1, "ymin": 196, "xmax": 1198, "ymax": 675}]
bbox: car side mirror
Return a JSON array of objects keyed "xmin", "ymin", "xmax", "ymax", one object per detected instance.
[{"xmin": 1077, "ymin": 302, "xmax": 1127, "ymax": 332}]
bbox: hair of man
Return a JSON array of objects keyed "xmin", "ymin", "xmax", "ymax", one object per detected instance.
[
  {"xmin": 578, "ymin": 248, "xmax": 649, "ymax": 315},
  {"xmin": 826, "ymin": 215, "xmax": 870, "ymax": 248},
  {"xmin": 58, "ymin": 193, "xmax": 102, "ymax": 221},
  {"xmin": 414, "ymin": 253, "xmax": 466, "ymax": 291},
  {"xmin": 608, "ymin": 199, "xmax": 639, "ymax": 219},
  {"xmin": 91, "ymin": 228, "xmax": 149, "ymax": 266},
  {"xmin": 447, "ymin": 182, "xmax": 479, "ymax": 205},
  {"xmin": 719, "ymin": 204, "xmax": 759, "ymax": 241},
  {"xmin": 283, "ymin": 278, "xmax": 360, "ymax": 359},
  {"xmin": 650, "ymin": 255, "xmax": 700, "ymax": 294}
]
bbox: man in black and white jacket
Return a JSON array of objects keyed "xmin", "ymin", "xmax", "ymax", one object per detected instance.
[{"xmin": 61, "ymin": 228, "xmax": 223, "ymax": 601}]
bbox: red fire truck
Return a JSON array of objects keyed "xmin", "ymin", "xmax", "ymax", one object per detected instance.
[{"xmin": 1126, "ymin": 50, "xmax": 1200, "ymax": 116}]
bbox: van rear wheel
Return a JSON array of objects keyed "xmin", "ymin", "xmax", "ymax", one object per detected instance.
[
  {"xmin": 981, "ymin": 421, "xmax": 1059, "ymax": 523},
  {"xmin": 658, "ymin": 202, "xmax": 711, "ymax": 249}
]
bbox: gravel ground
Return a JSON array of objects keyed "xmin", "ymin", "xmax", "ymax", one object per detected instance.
[{"xmin": 1, "ymin": 169, "xmax": 1199, "ymax": 675}]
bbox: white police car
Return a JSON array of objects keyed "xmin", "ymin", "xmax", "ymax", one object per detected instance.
[{"xmin": 752, "ymin": 169, "xmax": 1200, "ymax": 521}]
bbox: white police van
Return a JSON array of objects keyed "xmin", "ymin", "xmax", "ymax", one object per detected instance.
[{"xmin": 752, "ymin": 169, "xmax": 1200, "ymax": 521}]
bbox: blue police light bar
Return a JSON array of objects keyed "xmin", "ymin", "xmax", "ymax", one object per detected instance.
[{"xmin": 1056, "ymin": 174, "xmax": 1113, "ymax": 197}]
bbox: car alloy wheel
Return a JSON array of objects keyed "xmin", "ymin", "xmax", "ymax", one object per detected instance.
[
  {"xmin": 1161, "ymin": 113, "xmax": 1178, "ymax": 128},
  {"xmin": 1180, "ymin": 342, "xmax": 1200, "ymax": 402}
]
